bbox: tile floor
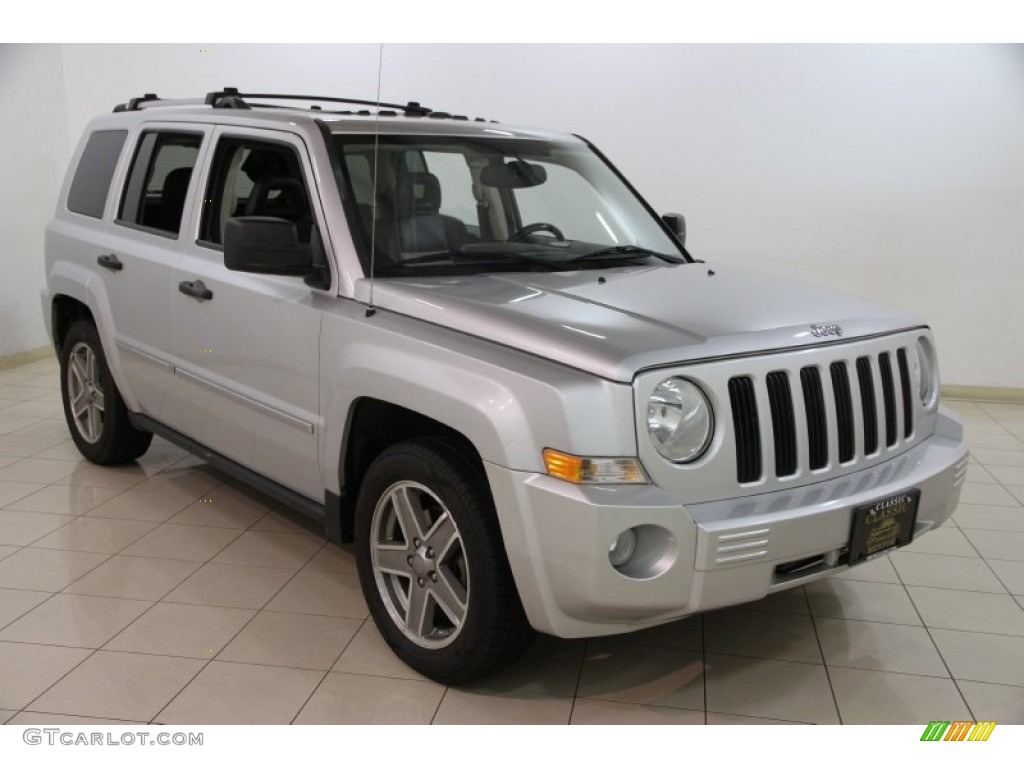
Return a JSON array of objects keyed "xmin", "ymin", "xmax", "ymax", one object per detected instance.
[{"xmin": 1, "ymin": 355, "xmax": 1023, "ymax": 725}]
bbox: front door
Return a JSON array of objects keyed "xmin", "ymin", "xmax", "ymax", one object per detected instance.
[{"xmin": 166, "ymin": 127, "xmax": 328, "ymax": 499}]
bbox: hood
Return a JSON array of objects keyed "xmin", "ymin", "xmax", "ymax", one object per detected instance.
[{"xmin": 355, "ymin": 262, "xmax": 923, "ymax": 382}]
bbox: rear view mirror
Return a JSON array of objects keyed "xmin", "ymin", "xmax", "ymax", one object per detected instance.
[
  {"xmin": 480, "ymin": 160, "xmax": 548, "ymax": 189},
  {"xmin": 662, "ymin": 212, "xmax": 686, "ymax": 247}
]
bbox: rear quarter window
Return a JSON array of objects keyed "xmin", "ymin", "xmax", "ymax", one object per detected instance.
[{"xmin": 67, "ymin": 130, "xmax": 128, "ymax": 218}]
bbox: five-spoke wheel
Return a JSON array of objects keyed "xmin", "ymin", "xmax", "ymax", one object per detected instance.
[
  {"xmin": 66, "ymin": 341, "xmax": 105, "ymax": 444},
  {"xmin": 371, "ymin": 481, "xmax": 469, "ymax": 649},
  {"xmin": 355, "ymin": 438, "xmax": 533, "ymax": 684}
]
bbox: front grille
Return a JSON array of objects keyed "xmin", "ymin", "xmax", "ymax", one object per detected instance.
[
  {"xmin": 766, "ymin": 371, "xmax": 797, "ymax": 477},
  {"xmin": 830, "ymin": 362, "xmax": 855, "ymax": 463},
  {"xmin": 897, "ymin": 348, "xmax": 914, "ymax": 439},
  {"xmin": 800, "ymin": 367, "xmax": 828, "ymax": 470},
  {"xmin": 729, "ymin": 345, "xmax": 915, "ymax": 483},
  {"xmin": 879, "ymin": 352, "xmax": 897, "ymax": 447},
  {"xmin": 856, "ymin": 356, "xmax": 878, "ymax": 455},
  {"xmin": 728, "ymin": 377, "xmax": 762, "ymax": 483}
]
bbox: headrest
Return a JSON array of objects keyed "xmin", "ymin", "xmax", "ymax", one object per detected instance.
[
  {"xmin": 241, "ymin": 150, "xmax": 289, "ymax": 182},
  {"xmin": 162, "ymin": 167, "xmax": 192, "ymax": 202},
  {"xmin": 398, "ymin": 172, "xmax": 442, "ymax": 214},
  {"xmin": 246, "ymin": 176, "xmax": 307, "ymax": 216}
]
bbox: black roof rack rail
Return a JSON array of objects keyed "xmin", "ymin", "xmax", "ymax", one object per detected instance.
[
  {"xmin": 204, "ymin": 87, "xmax": 436, "ymax": 117},
  {"xmin": 112, "ymin": 88, "xmax": 494, "ymax": 122},
  {"xmin": 113, "ymin": 93, "xmax": 161, "ymax": 113}
]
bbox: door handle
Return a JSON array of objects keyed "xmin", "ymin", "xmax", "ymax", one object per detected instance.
[
  {"xmin": 97, "ymin": 254, "xmax": 123, "ymax": 271},
  {"xmin": 178, "ymin": 279, "xmax": 213, "ymax": 301}
]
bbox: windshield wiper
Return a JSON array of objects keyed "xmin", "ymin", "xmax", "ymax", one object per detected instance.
[
  {"xmin": 569, "ymin": 245, "xmax": 683, "ymax": 264},
  {"xmin": 376, "ymin": 251, "xmax": 558, "ymax": 273}
]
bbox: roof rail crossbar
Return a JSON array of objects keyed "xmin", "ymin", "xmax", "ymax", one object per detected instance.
[{"xmin": 204, "ymin": 88, "xmax": 433, "ymax": 116}]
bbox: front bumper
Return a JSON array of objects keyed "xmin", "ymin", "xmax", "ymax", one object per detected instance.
[{"xmin": 486, "ymin": 406, "xmax": 967, "ymax": 637}]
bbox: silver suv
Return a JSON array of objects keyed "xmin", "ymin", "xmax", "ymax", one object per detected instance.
[{"xmin": 44, "ymin": 88, "xmax": 968, "ymax": 683}]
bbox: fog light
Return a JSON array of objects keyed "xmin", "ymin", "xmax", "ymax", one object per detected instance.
[{"xmin": 609, "ymin": 528, "xmax": 638, "ymax": 567}]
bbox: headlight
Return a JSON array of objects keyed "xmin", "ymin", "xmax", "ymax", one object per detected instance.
[
  {"xmin": 915, "ymin": 336, "xmax": 939, "ymax": 411},
  {"xmin": 647, "ymin": 378, "xmax": 714, "ymax": 463}
]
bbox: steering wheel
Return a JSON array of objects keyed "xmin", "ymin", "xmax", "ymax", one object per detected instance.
[{"xmin": 508, "ymin": 222, "xmax": 566, "ymax": 242}]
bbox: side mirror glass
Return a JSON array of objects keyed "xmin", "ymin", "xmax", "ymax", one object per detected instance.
[{"xmin": 662, "ymin": 212, "xmax": 686, "ymax": 247}]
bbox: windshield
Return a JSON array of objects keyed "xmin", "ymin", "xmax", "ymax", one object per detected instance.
[{"xmin": 333, "ymin": 134, "xmax": 686, "ymax": 276}]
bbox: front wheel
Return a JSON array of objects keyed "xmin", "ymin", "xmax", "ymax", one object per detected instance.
[{"xmin": 355, "ymin": 438, "xmax": 533, "ymax": 684}]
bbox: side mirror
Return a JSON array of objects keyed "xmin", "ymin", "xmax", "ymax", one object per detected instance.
[
  {"xmin": 224, "ymin": 217, "xmax": 321, "ymax": 278},
  {"xmin": 662, "ymin": 212, "xmax": 686, "ymax": 247}
]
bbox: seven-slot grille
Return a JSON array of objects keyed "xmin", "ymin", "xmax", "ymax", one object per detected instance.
[{"xmin": 728, "ymin": 347, "xmax": 915, "ymax": 483}]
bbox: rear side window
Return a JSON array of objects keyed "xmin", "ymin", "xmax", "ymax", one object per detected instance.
[
  {"xmin": 118, "ymin": 131, "xmax": 203, "ymax": 236},
  {"xmin": 67, "ymin": 130, "xmax": 127, "ymax": 218}
]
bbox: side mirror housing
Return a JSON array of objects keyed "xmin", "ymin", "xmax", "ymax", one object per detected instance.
[
  {"xmin": 224, "ymin": 217, "xmax": 323, "ymax": 278},
  {"xmin": 662, "ymin": 212, "xmax": 686, "ymax": 247}
]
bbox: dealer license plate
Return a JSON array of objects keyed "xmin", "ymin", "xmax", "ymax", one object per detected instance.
[{"xmin": 847, "ymin": 489, "xmax": 920, "ymax": 565}]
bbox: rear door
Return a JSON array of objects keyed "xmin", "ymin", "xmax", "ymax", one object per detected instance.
[
  {"xmin": 99, "ymin": 124, "xmax": 210, "ymax": 419},
  {"xmin": 165, "ymin": 126, "xmax": 327, "ymax": 499}
]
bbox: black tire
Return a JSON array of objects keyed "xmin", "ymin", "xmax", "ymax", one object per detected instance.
[
  {"xmin": 355, "ymin": 437, "xmax": 533, "ymax": 684},
  {"xmin": 59, "ymin": 320, "xmax": 153, "ymax": 465}
]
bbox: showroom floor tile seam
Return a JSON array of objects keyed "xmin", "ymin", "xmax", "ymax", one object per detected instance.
[
  {"xmin": 0, "ymin": 590, "xmax": 75, "ymax": 635},
  {"xmin": 699, "ymin": 610, "xmax": 709, "ymax": 723},
  {"xmin": 131, "ymin": 653, "xmax": 218, "ymax": 726},
  {"xmin": 0, "ymin": 546, "xmax": 124, "ymax": 626},
  {"xmin": 150, "ymin": 660, "xmax": 345, "ymax": 725},
  {"xmin": 76, "ymin": 482, "xmax": 224, "ymax": 522},
  {"xmin": 803, "ymin": 586, "xmax": 846, "ymax": 723},
  {"xmin": 953, "ymin": 513, "xmax": 1024, "ymax": 599},
  {"xmin": 100, "ymin": 539, "xmax": 311, "ymax": 657},
  {"xmin": 681, "ymin": 647, "xmax": 829, "ymax": 672},
  {"xmin": 58, "ymin": 553, "xmax": 203, "ymax": 604},
  {"xmin": 894, "ymin": 568, "xmax": 977, "ymax": 722},
  {"xmin": 283, "ymin": 620, "xmax": 400, "ymax": 725},
  {"xmin": 565, "ymin": 635, "xmax": 609, "ymax": 726},
  {"xmin": 10, "ymin": 642, "xmax": 112, "ymax": 722},
  {"xmin": 23, "ymin": 517, "xmax": 161, "ymax": 556},
  {"xmin": 14, "ymin": 710, "xmax": 147, "ymax": 726},
  {"xmin": 278, "ymin": 667, "xmax": 335, "ymax": 725}
]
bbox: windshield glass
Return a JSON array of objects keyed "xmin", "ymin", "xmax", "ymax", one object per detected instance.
[{"xmin": 333, "ymin": 134, "xmax": 685, "ymax": 276}]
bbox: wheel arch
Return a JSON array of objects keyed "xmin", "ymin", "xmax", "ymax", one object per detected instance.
[
  {"xmin": 51, "ymin": 293, "xmax": 96, "ymax": 353},
  {"xmin": 331, "ymin": 397, "xmax": 485, "ymax": 543}
]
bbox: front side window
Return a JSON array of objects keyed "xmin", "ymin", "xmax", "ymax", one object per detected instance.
[
  {"xmin": 118, "ymin": 131, "xmax": 202, "ymax": 236},
  {"xmin": 334, "ymin": 134, "xmax": 684, "ymax": 277},
  {"xmin": 199, "ymin": 138, "xmax": 314, "ymax": 247}
]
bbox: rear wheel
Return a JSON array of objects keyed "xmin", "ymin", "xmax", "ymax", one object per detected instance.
[
  {"xmin": 59, "ymin": 320, "xmax": 152, "ymax": 464},
  {"xmin": 355, "ymin": 437, "xmax": 533, "ymax": 684}
]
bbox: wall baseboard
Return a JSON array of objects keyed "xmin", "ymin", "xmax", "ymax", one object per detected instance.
[
  {"xmin": 0, "ymin": 345, "xmax": 54, "ymax": 371},
  {"xmin": 942, "ymin": 385, "xmax": 1024, "ymax": 405}
]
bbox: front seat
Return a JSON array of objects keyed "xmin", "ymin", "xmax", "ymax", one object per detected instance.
[
  {"xmin": 159, "ymin": 166, "xmax": 192, "ymax": 232},
  {"xmin": 246, "ymin": 176, "xmax": 312, "ymax": 241},
  {"xmin": 396, "ymin": 172, "xmax": 466, "ymax": 255}
]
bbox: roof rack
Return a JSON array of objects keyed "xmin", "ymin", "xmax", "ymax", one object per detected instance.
[
  {"xmin": 111, "ymin": 94, "xmax": 207, "ymax": 113},
  {"xmin": 113, "ymin": 88, "xmax": 492, "ymax": 122}
]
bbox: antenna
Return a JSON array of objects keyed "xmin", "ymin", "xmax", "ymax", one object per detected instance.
[{"xmin": 366, "ymin": 44, "xmax": 384, "ymax": 318}]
